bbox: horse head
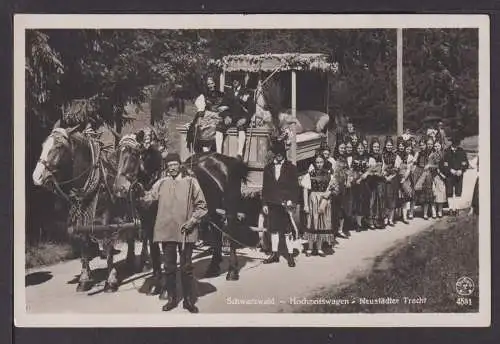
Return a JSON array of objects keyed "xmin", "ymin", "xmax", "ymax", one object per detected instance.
[
  {"xmin": 113, "ymin": 133, "xmax": 143, "ymax": 198},
  {"xmin": 32, "ymin": 120, "xmax": 81, "ymax": 190}
]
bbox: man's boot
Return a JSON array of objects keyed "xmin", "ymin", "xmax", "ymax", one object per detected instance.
[
  {"xmin": 286, "ymin": 253, "xmax": 296, "ymax": 267},
  {"xmin": 181, "ymin": 274, "xmax": 199, "ymax": 313},
  {"xmin": 263, "ymin": 252, "xmax": 280, "ymax": 264},
  {"xmin": 161, "ymin": 277, "xmax": 178, "ymax": 312}
]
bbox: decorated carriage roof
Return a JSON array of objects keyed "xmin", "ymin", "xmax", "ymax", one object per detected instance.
[{"xmin": 208, "ymin": 53, "xmax": 339, "ymax": 73}]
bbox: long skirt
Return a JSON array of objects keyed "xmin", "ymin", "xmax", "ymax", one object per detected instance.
[
  {"xmin": 368, "ymin": 177, "xmax": 386, "ymax": 221},
  {"xmin": 433, "ymin": 175, "xmax": 447, "ymax": 204},
  {"xmin": 352, "ymin": 180, "xmax": 371, "ymax": 217},
  {"xmin": 304, "ymin": 192, "xmax": 336, "ymax": 243},
  {"xmin": 342, "ymin": 186, "xmax": 354, "ymax": 218},
  {"xmin": 413, "ymin": 166, "xmax": 434, "ymax": 204},
  {"xmin": 399, "ymin": 176, "xmax": 414, "ymax": 204},
  {"xmin": 385, "ymin": 175, "xmax": 400, "ymax": 210}
]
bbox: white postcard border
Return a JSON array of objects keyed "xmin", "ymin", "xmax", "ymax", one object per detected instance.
[{"xmin": 13, "ymin": 13, "xmax": 491, "ymax": 327}]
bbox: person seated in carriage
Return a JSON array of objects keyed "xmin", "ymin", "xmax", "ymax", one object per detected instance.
[
  {"xmin": 215, "ymin": 76, "xmax": 256, "ymax": 160},
  {"xmin": 187, "ymin": 77, "xmax": 227, "ymax": 153}
]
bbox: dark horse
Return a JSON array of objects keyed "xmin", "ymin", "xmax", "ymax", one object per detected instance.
[
  {"xmin": 32, "ymin": 121, "xmax": 138, "ymax": 292},
  {"xmin": 113, "ymin": 133, "xmax": 164, "ymax": 289},
  {"xmin": 113, "ymin": 135, "xmax": 259, "ymax": 290}
]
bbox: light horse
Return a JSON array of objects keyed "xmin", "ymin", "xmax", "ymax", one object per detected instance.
[
  {"xmin": 113, "ymin": 134, "xmax": 258, "ymax": 292},
  {"xmin": 32, "ymin": 121, "xmax": 138, "ymax": 292}
]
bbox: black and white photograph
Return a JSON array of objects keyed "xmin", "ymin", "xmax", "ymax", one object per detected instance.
[{"xmin": 14, "ymin": 14, "xmax": 490, "ymax": 327}]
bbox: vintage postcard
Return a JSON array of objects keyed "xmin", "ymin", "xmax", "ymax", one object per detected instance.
[{"xmin": 14, "ymin": 14, "xmax": 490, "ymax": 327}]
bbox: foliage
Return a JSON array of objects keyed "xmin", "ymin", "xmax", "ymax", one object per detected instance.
[
  {"xmin": 403, "ymin": 29, "xmax": 479, "ymax": 138},
  {"xmin": 26, "ymin": 29, "xmax": 209, "ymax": 132}
]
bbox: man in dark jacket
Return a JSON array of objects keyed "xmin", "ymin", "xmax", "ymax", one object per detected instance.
[
  {"xmin": 442, "ymin": 135, "xmax": 470, "ymax": 215},
  {"xmin": 215, "ymin": 78, "xmax": 255, "ymax": 159},
  {"xmin": 261, "ymin": 141, "xmax": 300, "ymax": 267}
]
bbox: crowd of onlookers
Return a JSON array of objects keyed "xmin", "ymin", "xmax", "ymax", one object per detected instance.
[{"xmin": 297, "ymin": 120, "xmax": 472, "ymax": 256}]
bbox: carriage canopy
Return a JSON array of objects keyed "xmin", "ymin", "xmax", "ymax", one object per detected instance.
[{"xmin": 208, "ymin": 53, "xmax": 339, "ymax": 73}]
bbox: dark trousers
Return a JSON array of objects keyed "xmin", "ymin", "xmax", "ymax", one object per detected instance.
[
  {"xmin": 446, "ymin": 175, "xmax": 464, "ymax": 197},
  {"xmin": 161, "ymin": 242, "xmax": 194, "ymax": 297}
]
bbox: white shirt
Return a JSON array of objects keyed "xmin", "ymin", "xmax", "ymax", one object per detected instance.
[
  {"xmin": 274, "ymin": 161, "xmax": 283, "ymax": 180},
  {"xmin": 194, "ymin": 94, "xmax": 206, "ymax": 112}
]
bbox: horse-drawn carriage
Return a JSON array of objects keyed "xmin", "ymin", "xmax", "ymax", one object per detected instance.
[
  {"xmin": 32, "ymin": 53, "xmax": 339, "ymax": 296},
  {"xmin": 177, "ymin": 53, "xmax": 339, "ymax": 187}
]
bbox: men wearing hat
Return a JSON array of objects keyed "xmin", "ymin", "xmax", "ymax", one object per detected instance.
[
  {"xmin": 262, "ymin": 141, "xmax": 300, "ymax": 267},
  {"xmin": 141, "ymin": 152, "xmax": 208, "ymax": 313},
  {"xmin": 215, "ymin": 78, "xmax": 255, "ymax": 159},
  {"xmin": 442, "ymin": 135, "xmax": 470, "ymax": 215}
]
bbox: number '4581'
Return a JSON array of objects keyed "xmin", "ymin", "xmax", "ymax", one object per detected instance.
[{"xmin": 456, "ymin": 298, "xmax": 472, "ymax": 306}]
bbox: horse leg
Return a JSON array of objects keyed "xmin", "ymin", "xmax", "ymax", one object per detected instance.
[
  {"xmin": 204, "ymin": 225, "xmax": 222, "ymax": 278},
  {"xmin": 225, "ymin": 242, "xmax": 239, "ymax": 281},
  {"xmin": 125, "ymin": 236, "xmax": 136, "ymax": 273},
  {"xmin": 140, "ymin": 237, "xmax": 152, "ymax": 273},
  {"xmin": 76, "ymin": 236, "xmax": 94, "ymax": 292},
  {"xmin": 104, "ymin": 241, "xmax": 119, "ymax": 293},
  {"xmin": 147, "ymin": 241, "xmax": 163, "ymax": 295}
]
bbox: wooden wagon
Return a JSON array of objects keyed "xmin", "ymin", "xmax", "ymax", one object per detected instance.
[{"xmin": 178, "ymin": 53, "xmax": 339, "ymax": 189}]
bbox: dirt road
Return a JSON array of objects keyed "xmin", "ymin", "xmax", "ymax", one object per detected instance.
[{"xmin": 24, "ymin": 166, "xmax": 477, "ymax": 314}]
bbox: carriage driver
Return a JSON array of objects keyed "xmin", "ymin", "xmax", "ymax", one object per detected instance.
[
  {"xmin": 140, "ymin": 152, "xmax": 208, "ymax": 313},
  {"xmin": 215, "ymin": 76, "xmax": 255, "ymax": 160}
]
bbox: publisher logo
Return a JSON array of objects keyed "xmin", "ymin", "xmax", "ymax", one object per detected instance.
[{"xmin": 456, "ymin": 277, "xmax": 475, "ymax": 296}]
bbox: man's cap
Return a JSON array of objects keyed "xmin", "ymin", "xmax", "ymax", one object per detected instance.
[
  {"xmin": 270, "ymin": 141, "xmax": 287, "ymax": 155},
  {"xmin": 165, "ymin": 152, "xmax": 181, "ymax": 164}
]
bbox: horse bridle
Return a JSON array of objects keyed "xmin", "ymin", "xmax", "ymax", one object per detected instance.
[
  {"xmin": 40, "ymin": 129, "xmax": 99, "ymax": 202},
  {"xmin": 117, "ymin": 136, "xmax": 144, "ymax": 186}
]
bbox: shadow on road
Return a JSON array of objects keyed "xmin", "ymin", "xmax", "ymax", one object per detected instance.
[{"xmin": 26, "ymin": 271, "xmax": 53, "ymax": 287}]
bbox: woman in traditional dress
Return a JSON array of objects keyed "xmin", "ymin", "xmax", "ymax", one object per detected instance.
[
  {"xmin": 301, "ymin": 154, "xmax": 336, "ymax": 256},
  {"xmin": 431, "ymin": 141, "xmax": 447, "ymax": 218},
  {"xmin": 413, "ymin": 137, "xmax": 436, "ymax": 219},
  {"xmin": 343, "ymin": 140, "xmax": 355, "ymax": 234},
  {"xmin": 331, "ymin": 141, "xmax": 349, "ymax": 238},
  {"xmin": 308, "ymin": 143, "xmax": 335, "ymax": 173},
  {"xmin": 382, "ymin": 137, "xmax": 401, "ymax": 226},
  {"xmin": 351, "ymin": 141, "xmax": 371, "ymax": 231},
  {"xmin": 398, "ymin": 140, "xmax": 415, "ymax": 224},
  {"xmin": 367, "ymin": 138, "xmax": 386, "ymax": 229}
]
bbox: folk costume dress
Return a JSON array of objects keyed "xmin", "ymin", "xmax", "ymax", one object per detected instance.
[
  {"xmin": 351, "ymin": 153, "xmax": 371, "ymax": 218},
  {"xmin": 382, "ymin": 150, "xmax": 402, "ymax": 211},
  {"xmin": 367, "ymin": 152, "xmax": 386, "ymax": 226},
  {"xmin": 413, "ymin": 149, "xmax": 435, "ymax": 204},
  {"xmin": 398, "ymin": 152, "xmax": 415, "ymax": 205},
  {"xmin": 429, "ymin": 151, "xmax": 447, "ymax": 204},
  {"xmin": 188, "ymin": 89, "xmax": 225, "ymax": 152},
  {"xmin": 301, "ymin": 167, "xmax": 336, "ymax": 244}
]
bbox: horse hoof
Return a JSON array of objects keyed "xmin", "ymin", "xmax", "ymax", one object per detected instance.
[
  {"xmin": 226, "ymin": 270, "xmax": 239, "ymax": 281},
  {"xmin": 76, "ymin": 281, "xmax": 93, "ymax": 292},
  {"xmin": 141, "ymin": 264, "xmax": 152, "ymax": 273},
  {"xmin": 147, "ymin": 284, "xmax": 161, "ymax": 296},
  {"xmin": 104, "ymin": 281, "xmax": 119, "ymax": 293}
]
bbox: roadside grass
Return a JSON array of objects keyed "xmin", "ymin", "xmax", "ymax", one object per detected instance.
[
  {"xmin": 26, "ymin": 241, "xmax": 77, "ymax": 269},
  {"xmin": 297, "ymin": 213, "xmax": 479, "ymax": 313}
]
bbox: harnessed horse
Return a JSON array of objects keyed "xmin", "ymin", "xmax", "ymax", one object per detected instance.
[
  {"xmin": 32, "ymin": 121, "xmax": 139, "ymax": 292},
  {"xmin": 113, "ymin": 133, "xmax": 164, "ymax": 292},
  {"xmin": 113, "ymin": 133, "xmax": 259, "ymax": 286}
]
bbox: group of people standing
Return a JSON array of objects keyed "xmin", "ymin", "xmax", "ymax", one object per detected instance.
[{"xmin": 297, "ymin": 121, "xmax": 471, "ymax": 257}]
